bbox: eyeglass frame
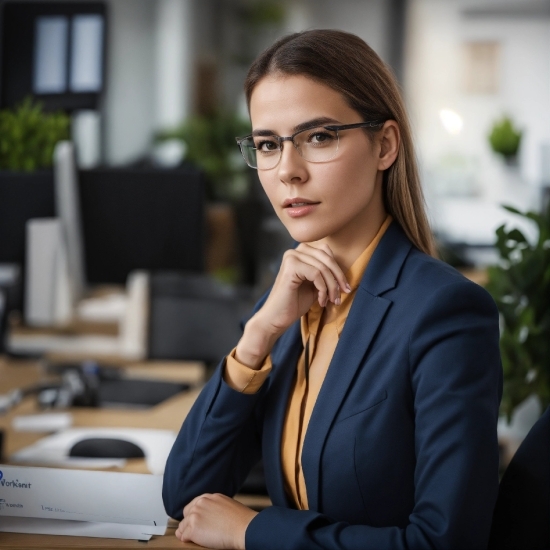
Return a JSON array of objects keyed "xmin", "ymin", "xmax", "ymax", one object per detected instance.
[{"xmin": 235, "ymin": 120, "xmax": 386, "ymax": 170}]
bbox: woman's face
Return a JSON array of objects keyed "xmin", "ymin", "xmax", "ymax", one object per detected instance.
[{"xmin": 249, "ymin": 74, "xmax": 391, "ymax": 248}]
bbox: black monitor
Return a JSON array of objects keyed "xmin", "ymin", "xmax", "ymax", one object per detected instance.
[
  {"xmin": 79, "ymin": 167, "xmax": 206, "ymax": 284},
  {"xmin": 0, "ymin": 171, "xmax": 55, "ymax": 265}
]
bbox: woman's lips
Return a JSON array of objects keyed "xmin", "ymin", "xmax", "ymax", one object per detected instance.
[{"xmin": 283, "ymin": 199, "xmax": 320, "ymax": 218}]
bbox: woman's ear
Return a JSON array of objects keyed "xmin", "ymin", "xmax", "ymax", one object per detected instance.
[{"xmin": 377, "ymin": 120, "xmax": 400, "ymax": 171}]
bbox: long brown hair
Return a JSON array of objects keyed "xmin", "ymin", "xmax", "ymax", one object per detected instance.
[{"xmin": 244, "ymin": 29, "xmax": 437, "ymax": 257}]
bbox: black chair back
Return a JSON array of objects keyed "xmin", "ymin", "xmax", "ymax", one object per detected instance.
[
  {"xmin": 148, "ymin": 272, "xmax": 252, "ymax": 366},
  {"xmin": 489, "ymin": 406, "xmax": 550, "ymax": 549}
]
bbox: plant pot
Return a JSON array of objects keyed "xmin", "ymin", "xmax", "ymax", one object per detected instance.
[{"xmin": 503, "ymin": 154, "xmax": 519, "ymax": 168}]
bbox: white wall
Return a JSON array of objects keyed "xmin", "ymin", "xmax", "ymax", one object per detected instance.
[
  {"xmin": 103, "ymin": 0, "xmax": 195, "ymax": 166},
  {"xmin": 405, "ymin": 0, "xmax": 550, "ymax": 209},
  {"xmin": 154, "ymin": 0, "xmax": 194, "ymax": 129},
  {"xmin": 103, "ymin": 0, "xmax": 156, "ymax": 165},
  {"xmin": 285, "ymin": 0, "xmax": 391, "ymax": 63}
]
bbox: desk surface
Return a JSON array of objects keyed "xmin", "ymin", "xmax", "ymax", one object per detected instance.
[
  {"xmin": 0, "ymin": 357, "xmax": 204, "ymax": 472},
  {"xmin": 0, "ymin": 523, "xmax": 196, "ymax": 549},
  {"xmin": 0, "ymin": 356, "xmax": 268, "ymax": 549}
]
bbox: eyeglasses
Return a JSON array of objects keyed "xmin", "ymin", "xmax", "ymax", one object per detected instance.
[{"xmin": 235, "ymin": 121, "xmax": 385, "ymax": 170}]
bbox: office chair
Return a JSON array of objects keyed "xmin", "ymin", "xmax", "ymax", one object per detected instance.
[
  {"xmin": 488, "ymin": 406, "xmax": 550, "ymax": 549},
  {"xmin": 147, "ymin": 272, "xmax": 268, "ymax": 496},
  {"xmin": 148, "ymin": 271, "xmax": 253, "ymax": 367}
]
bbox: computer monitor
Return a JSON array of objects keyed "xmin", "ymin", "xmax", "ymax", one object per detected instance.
[
  {"xmin": 54, "ymin": 141, "xmax": 87, "ymax": 301},
  {"xmin": 0, "ymin": 171, "xmax": 55, "ymax": 266},
  {"xmin": 79, "ymin": 167, "xmax": 206, "ymax": 284}
]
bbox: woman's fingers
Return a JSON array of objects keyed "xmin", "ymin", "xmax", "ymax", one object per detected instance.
[
  {"xmin": 288, "ymin": 259, "xmax": 330, "ymax": 307},
  {"xmin": 286, "ymin": 246, "xmax": 350, "ymax": 305},
  {"xmin": 178, "ymin": 494, "xmax": 210, "ymax": 542},
  {"xmin": 182, "ymin": 494, "xmax": 202, "ymax": 518},
  {"xmin": 175, "ymin": 494, "xmax": 255, "ymax": 549},
  {"xmin": 296, "ymin": 243, "xmax": 351, "ymax": 295},
  {"xmin": 247, "ymin": 241, "xmax": 351, "ymax": 343}
]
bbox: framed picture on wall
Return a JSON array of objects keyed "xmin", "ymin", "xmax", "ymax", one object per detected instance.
[{"xmin": 462, "ymin": 41, "xmax": 501, "ymax": 95}]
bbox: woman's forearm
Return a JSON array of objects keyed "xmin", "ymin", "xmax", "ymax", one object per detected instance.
[
  {"xmin": 234, "ymin": 312, "xmax": 283, "ymax": 370},
  {"xmin": 162, "ymin": 367, "xmax": 265, "ymax": 519}
]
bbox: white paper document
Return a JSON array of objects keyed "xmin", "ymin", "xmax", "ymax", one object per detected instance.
[{"xmin": 0, "ymin": 465, "xmax": 168, "ymax": 540}]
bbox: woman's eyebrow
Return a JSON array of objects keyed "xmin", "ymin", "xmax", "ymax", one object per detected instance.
[
  {"xmin": 251, "ymin": 117, "xmax": 341, "ymax": 137},
  {"xmin": 293, "ymin": 117, "xmax": 340, "ymax": 133},
  {"xmin": 252, "ymin": 128, "xmax": 277, "ymax": 137}
]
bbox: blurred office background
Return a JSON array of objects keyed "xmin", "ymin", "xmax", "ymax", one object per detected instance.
[
  {"xmin": 2, "ymin": 0, "xmax": 550, "ymax": 275},
  {"xmin": 0, "ymin": 0, "xmax": 548, "ymax": 441}
]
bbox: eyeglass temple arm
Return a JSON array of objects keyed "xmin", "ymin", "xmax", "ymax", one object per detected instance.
[{"xmin": 324, "ymin": 121, "xmax": 386, "ymax": 131}]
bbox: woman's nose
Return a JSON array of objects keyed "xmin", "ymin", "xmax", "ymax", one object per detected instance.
[{"xmin": 277, "ymin": 141, "xmax": 308, "ymax": 184}]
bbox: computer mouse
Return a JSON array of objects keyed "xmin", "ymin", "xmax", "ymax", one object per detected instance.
[{"xmin": 69, "ymin": 437, "xmax": 145, "ymax": 459}]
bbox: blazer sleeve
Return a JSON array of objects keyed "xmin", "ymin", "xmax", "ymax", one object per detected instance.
[
  {"xmin": 162, "ymin": 362, "xmax": 266, "ymax": 520},
  {"xmin": 162, "ymin": 290, "xmax": 273, "ymax": 519},
  {"xmin": 245, "ymin": 280, "xmax": 503, "ymax": 550}
]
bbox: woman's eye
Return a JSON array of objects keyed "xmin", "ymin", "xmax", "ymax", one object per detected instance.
[
  {"xmin": 308, "ymin": 131, "xmax": 336, "ymax": 144},
  {"xmin": 255, "ymin": 139, "xmax": 279, "ymax": 153}
]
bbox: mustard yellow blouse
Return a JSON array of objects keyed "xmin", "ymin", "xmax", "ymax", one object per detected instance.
[{"xmin": 224, "ymin": 216, "xmax": 392, "ymax": 509}]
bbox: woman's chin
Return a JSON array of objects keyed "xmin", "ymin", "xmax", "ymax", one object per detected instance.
[
  {"xmin": 280, "ymin": 219, "xmax": 330, "ymax": 245},
  {"xmin": 286, "ymin": 228, "xmax": 326, "ymax": 245}
]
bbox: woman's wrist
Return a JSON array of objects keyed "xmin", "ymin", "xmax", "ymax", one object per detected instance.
[{"xmin": 235, "ymin": 313, "xmax": 282, "ymax": 370}]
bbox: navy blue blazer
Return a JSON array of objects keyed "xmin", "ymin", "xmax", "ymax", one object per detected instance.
[{"xmin": 163, "ymin": 222, "xmax": 503, "ymax": 550}]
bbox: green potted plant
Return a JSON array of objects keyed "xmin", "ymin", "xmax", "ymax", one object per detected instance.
[
  {"xmin": 488, "ymin": 116, "xmax": 522, "ymax": 165},
  {"xmin": 0, "ymin": 98, "xmax": 70, "ymax": 265},
  {"xmin": 485, "ymin": 203, "xmax": 550, "ymax": 420},
  {"xmin": 0, "ymin": 97, "xmax": 70, "ymax": 172},
  {"xmin": 155, "ymin": 110, "xmax": 251, "ymax": 202}
]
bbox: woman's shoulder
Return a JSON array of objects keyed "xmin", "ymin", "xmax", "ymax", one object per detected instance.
[
  {"xmin": 366, "ymin": 221, "xmax": 491, "ymax": 303},
  {"xmin": 405, "ymin": 247, "xmax": 471, "ymax": 285},
  {"xmin": 400, "ymin": 247, "xmax": 498, "ymax": 314}
]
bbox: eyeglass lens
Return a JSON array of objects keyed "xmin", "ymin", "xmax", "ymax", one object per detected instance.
[{"xmin": 240, "ymin": 127, "xmax": 340, "ymax": 170}]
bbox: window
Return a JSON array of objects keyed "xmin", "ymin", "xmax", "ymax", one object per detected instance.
[{"xmin": 1, "ymin": 2, "xmax": 106, "ymax": 111}]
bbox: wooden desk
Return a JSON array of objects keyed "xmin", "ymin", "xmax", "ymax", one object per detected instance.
[
  {"xmin": 0, "ymin": 356, "xmax": 205, "ymax": 472},
  {"xmin": 0, "ymin": 356, "xmax": 209, "ymax": 548},
  {"xmin": 0, "ymin": 357, "xmax": 270, "ymax": 548},
  {"xmin": 0, "ymin": 521, "xmax": 196, "ymax": 549}
]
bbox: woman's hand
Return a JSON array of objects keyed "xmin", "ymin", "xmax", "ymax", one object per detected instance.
[
  {"xmin": 261, "ymin": 242, "xmax": 350, "ymax": 329},
  {"xmin": 175, "ymin": 493, "xmax": 258, "ymax": 549},
  {"xmin": 235, "ymin": 242, "xmax": 350, "ymax": 368}
]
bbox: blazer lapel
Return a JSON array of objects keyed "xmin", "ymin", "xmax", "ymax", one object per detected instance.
[
  {"xmin": 262, "ymin": 320, "xmax": 302, "ymax": 507},
  {"xmin": 301, "ymin": 222, "xmax": 413, "ymax": 511}
]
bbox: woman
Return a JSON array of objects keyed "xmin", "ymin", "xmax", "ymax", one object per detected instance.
[{"xmin": 163, "ymin": 29, "xmax": 502, "ymax": 550}]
